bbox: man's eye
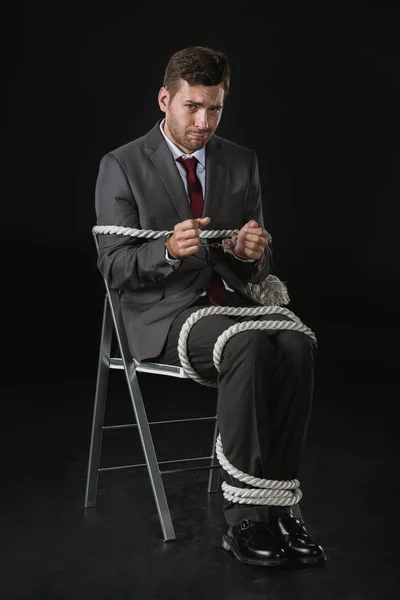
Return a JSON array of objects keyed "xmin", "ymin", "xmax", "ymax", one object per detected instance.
[{"xmin": 186, "ymin": 104, "xmax": 196, "ymax": 109}]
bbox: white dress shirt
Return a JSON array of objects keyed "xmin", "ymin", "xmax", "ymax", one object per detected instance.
[{"xmin": 160, "ymin": 119, "xmax": 206, "ymax": 198}]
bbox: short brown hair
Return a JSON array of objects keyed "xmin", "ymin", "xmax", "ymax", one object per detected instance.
[{"xmin": 163, "ymin": 46, "xmax": 230, "ymax": 99}]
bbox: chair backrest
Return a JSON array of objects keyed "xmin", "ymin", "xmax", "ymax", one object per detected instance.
[{"xmin": 93, "ymin": 231, "xmax": 188, "ymax": 378}]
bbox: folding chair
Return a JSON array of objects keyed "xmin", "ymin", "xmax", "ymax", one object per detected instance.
[{"xmin": 84, "ymin": 233, "xmax": 220, "ymax": 541}]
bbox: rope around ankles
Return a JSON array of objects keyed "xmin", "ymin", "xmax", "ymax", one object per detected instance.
[{"xmin": 93, "ymin": 225, "xmax": 317, "ymax": 507}]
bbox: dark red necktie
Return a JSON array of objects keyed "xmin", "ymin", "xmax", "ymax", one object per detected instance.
[{"xmin": 176, "ymin": 156, "xmax": 227, "ymax": 306}]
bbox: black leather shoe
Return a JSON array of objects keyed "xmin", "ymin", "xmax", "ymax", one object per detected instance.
[
  {"xmin": 273, "ymin": 515, "xmax": 326, "ymax": 564},
  {"xmin": 222, "ymin": 519, "xmax": 289, "ymax": 566}
]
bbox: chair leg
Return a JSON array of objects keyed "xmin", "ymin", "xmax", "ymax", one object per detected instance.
[
  {"xmin": 84, "ymin": 296, "xmax": 113, "ymax": 508},
  {"xmin": 207, "ymin": 419, "xmax": 221, "ymax": 494},
  {"xmin": 107, "ymin": 291, "xmax": 176, "ymax": 542},
  {"xmin": 122, "ymin": 360, "xmax": 176, "ymax": 541}
]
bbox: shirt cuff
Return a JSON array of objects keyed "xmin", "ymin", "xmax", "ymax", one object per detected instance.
[{"xmin": 165, "ymin": 246, "xmax": 181, "ymax": 265}]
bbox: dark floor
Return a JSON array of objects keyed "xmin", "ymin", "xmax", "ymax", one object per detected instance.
[{"xmin": 2, "ymin": 325, "xmax": 399, "ymax": 600}]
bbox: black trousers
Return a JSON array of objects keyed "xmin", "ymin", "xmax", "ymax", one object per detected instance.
[{"xmin": 152, "ymin": 292, "xmax": 317, "ymax": 526}]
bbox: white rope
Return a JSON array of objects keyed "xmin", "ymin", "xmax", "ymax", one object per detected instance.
[
  {"xmin": 95, "ymin": 225, "xmax": 316, "ymax": 506},
  {"xmin": 93, "ymin": 225, "xmax": 239, "ymax": 240},
  {"xmin": 177, "ymin": 305, "xmax": 313, "ymax": 507},
  {"xmin": 216, "ymin": 435, "xmax": 302, "ymax": 506},
  {"xmin": 177, "ymin": 305, "xmax": 316, "ymax": 387},
  {"xmin": 93, "ymin": 225, "xmax": 287, "ymax": 306}
]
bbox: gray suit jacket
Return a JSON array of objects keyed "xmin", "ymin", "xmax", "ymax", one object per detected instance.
[{"xmin": 95, "ymin": 121, "xmax": 273, "ymax": 361}]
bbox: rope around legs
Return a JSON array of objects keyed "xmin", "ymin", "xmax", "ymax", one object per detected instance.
[
  {"xmin": 177, "ymin": 305, "xmax": 316, "ymax": 387},
  {"xmin": 216, "ymin": 435, "xmax": 303, "ymax": 505},
  {"xmin": 93, "ymin": 225, "xmax": 316, "ymax": 507},
  {"xmin": 177, "ymin": 304, "xmax": 315, "ymax": 506}
]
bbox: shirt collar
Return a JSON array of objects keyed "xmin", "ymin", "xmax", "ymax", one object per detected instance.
[{"xmin": 160, "ymin": 119, "xmax": 206, "ymax": 168}]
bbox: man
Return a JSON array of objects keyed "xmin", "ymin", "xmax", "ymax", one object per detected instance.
[{"xmin": 95, "ymin": 46, "xmax": 326, "ymax": 567}]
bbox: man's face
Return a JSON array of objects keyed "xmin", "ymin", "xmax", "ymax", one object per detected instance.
[{"xmin": 158, "ymin": 79, "xmax": 225, "ymax": 154}]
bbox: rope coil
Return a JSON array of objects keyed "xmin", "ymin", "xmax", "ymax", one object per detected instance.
[
  {"xmin": 177, "ymin": 305, "xmax": 316, "ymax": 387},
  {"xmin": 93, "ymin": 225, "xmax": 239, "ymax": 240},
  {"xmin": 216, "ymin": 434, "xmax": 302, "ymax": 506},
  {"xmin": 95, "ymin": 225, "xmax": 316, "ymax": 506}
]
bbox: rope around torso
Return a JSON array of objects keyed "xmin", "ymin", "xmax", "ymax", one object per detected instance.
[
  {"xmin": 93, "ymin": 224, "xmax": 239, "ymax": 241},
  {"xmin": 94, "ymin": 225, "xmax": 317, "ymax": 507}
]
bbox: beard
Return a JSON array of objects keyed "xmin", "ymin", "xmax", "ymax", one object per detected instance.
[{"xmin": 166, "ymin": 115, "xmax": 211, "ymax": 152}]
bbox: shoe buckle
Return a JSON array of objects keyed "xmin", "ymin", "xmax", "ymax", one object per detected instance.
[{"xmin": 240, "ymin": 519, "xmax": 250, "ymax": 531}]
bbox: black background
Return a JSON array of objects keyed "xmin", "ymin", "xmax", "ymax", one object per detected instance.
[
  {"xmin": 6, "ymin": 1, "xmax": 400, "ymax": 392},
  {"xmin": 2, "ymin": 4, "xmax": 400, "ymax": 598}
]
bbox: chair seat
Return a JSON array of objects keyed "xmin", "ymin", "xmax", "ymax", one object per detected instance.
[{"xmin": 109, "ymin": 357, "xmax": 189, "ymax": 378}]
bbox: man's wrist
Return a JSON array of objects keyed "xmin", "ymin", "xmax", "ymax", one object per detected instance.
[
  {"xmin": 165, "ymin": 234, "xmax": 181, "ymax": 260},
  {"xmin": 222, "ymin": 238, "xmax": 250, "ymax": 262},
  {"xmin": 231, "ymin": 236, "xmax": 247, "ymax": 260},
  {"xmin": 223, "ymin": 235, "xmax": 239, "ymax": 255}
]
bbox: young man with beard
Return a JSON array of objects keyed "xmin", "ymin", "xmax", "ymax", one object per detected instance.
[{"xmin": 95, "ymin": 45, "xmax": 326, "ymax": 567}]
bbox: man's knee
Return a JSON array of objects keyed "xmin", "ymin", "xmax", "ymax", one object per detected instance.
[
  {"xmin": 275, "ymin": 330, "xmax": 317, "ymax": 364},
  {"xmin": 224, "ymin": 329, "xmax": 274, "ymax": 359}
]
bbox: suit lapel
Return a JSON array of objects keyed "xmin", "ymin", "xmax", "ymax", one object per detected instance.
[
  {"xmin": 146, "ymin": 123, "xmax": 192, "ymax": 222},
  {"xmin": 145, "ymin": 124, "xmax": 228, "ymax": 226},
  {"xmin": 203, "ymin": 136, "xmax": 227, "ymax": 227}
]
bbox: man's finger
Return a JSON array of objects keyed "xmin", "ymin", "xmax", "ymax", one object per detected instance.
[
  {"xmin": 196, "ymin": 217, "xmax": 211, "ymax": 226},
  {"xmin": 178, "ymin": 232, "xmax": 202, "ymax": 244},
  {"xmin": 183, "ymin": 244, "xmax": 201, "ymax": 254},
  {"xmin": 243, "ymin": 239, "xmax": 265, "ymax": 250},
  {"xmin": 179, "ymin": 219, "xmax": 202, "ymax": 230},
  {"xmin": 180, "ymin": 234, "xmax": 201, "ymax": 244},
  {"xmin": 244, "ymin": 232, "xmax": 267, "ymax": 243},
  {"xmin": 244, "ymin": 228, "xmax": 265, "ymax": 238},
  {"xmin": 236, "ymin": 228, "xmax": 247, "ymax": 243}
]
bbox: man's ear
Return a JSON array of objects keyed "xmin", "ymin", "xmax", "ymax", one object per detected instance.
[{"xmin": 158, "ymin": 87, "xmax": 169, "ymax": 113}]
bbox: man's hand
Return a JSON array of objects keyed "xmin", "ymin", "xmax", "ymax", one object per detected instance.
[
  {"xmin": 233, "ymin": 220, "xmax": 268, "ymax": 260},
  {"xmin": 167, "ymin": 217, "xmax": 210, "ymax": 259}
]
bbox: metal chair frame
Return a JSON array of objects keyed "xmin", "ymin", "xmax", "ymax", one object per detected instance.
[{"xmin": 84, "ymin": 234, "xmax": 220, "ymax": 541}]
